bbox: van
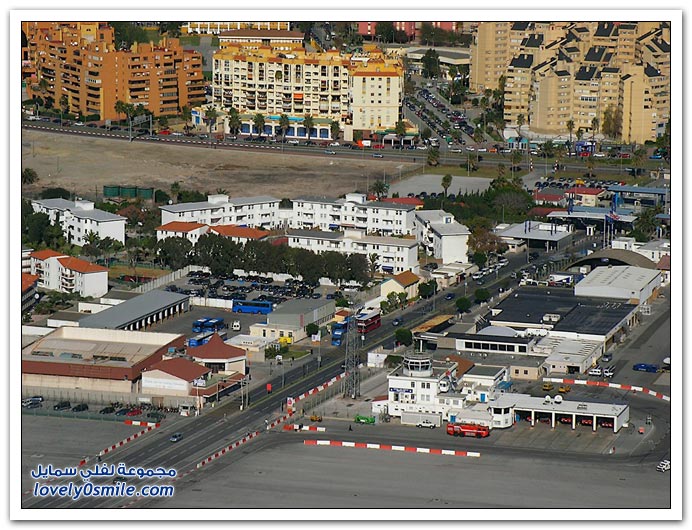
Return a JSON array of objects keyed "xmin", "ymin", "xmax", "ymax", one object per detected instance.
[
  {"xmin": 232, "ymin": 320, "xmax": 241, "ymax": 332},
  {"xmin": 588, "ymin": 366, "xmax": 602, "ymax": 376}
]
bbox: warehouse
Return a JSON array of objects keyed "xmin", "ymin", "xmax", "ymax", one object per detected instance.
[
  {"xmin": 574, "ymin": 265, "xmax": 661, "ymax": 305},
  {"xmin": 79, "ymin": 290, "xmax": 190, "ymax": 330}
]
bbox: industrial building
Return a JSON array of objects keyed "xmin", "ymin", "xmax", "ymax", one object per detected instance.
[
  {"xmin": 574, "ymin": 266, "xmax": 662, "ymax": 305},
  {"xmin": 250, "ymin": 298, "xmax": 336, "ymax": 344},
  {"xmin": 494, "ymin": 221, "xmax": 574, "ymax": 252},
  {"xmin": 79, "ymin": 290, "xmax": 190, "ymax": 331}
]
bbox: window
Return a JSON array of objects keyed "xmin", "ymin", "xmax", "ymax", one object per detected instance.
[
  {"xmin": 523, "ymin": 370, "xmax": 528, "ymax": 375},
  {"xmin": 410, "ymin": 381, "xmax": 415, "ymax": 388}
]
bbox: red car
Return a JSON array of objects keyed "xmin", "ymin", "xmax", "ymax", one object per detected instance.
[
  {"xmin": 579, "ymin": 418, "xmax": 593, "ymax": 426},
  {"xmin": 372, "ymin": 143, "xmax": 385, "ymax": 149},
  {"xmin": 126, "ymin": 408, "xmax": 143, "ymax": 417},
  {"xmin": 158, "ymin": 129, "xmax": 171, "ymax": 136}
]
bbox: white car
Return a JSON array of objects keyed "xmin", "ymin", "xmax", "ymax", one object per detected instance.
[
  {"xmin": 593, "ymin": 152, "xmax": 607, "ymax": 158},
  {"xmin": 73, "ymin": 121, "xmax": 85, "ymax": 126},
  {"xmin": 466, "ymin": 146, "xmax": 476, "ymax": 151},
  {"xmin": 603, "ymin": 367, "xmax": 615, "ymax": 378},
  {"xmin": 416, "ymin": 420, "xmax": 436, "ymax": 429},
  {"xmin": 287, "ymin": 139, "xmax": 300, "ymax": 145},
  {"xmin": 329, "ymin": 142, "xmax": 340, "ymax": 146},
  {"xmin": 477, "ymin": 147, "xmax": 487, "ymax": 152},
  {"xmin": 588, "ymin": 366, "xmax": 603, "ymax": 377},
  {"xmin": 416, "ymin": 145, "xmax": 428, "ymax": 150},
  {"xmin": 171, "ymin": 132, "xmax": 184, "ymax": 136},
  {"xmin": 657, "ymin": 460, "xmax": 671, "ymax": 472}
]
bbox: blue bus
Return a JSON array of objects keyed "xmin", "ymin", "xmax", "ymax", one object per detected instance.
[
  {"xmin": 192, "ymin": 317, "xmax": 212, "ymax": 333},
  {"xmin": 188, "ymin": 330, "xmax": 228, "ymax": 347},
  {"xmin": 232, "ymin": 300, "xmax": 274, "ymax": 315},
  {"xmin": 202, "ymin": 318, "xmax": 226, "ymax": 332},
  {"xmin": 331, "ymin": 318, "xmax": 350, "ymax": 346}
]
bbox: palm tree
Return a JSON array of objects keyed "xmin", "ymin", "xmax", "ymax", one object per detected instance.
[
  {"xmin": 228, "ymin": 108, "xmax": 242, "ymax": 137},
  {"xmin": 591, "ymin": 116, "xmax": 599, "ymax": 144},
  {"xmin": 480, "ymin": 96, "xmax": 489, "ymax": 133},
  {"xmin": 205, "ymin": 106, "xmax": 219, "ymax": 147},
  {"xmin": 279, "ymin": 113, "xmax": 291, "ymax": 142},
  {"xmin": 330, "ymin": 120, "xmax": 341, "ymax": 142},
  {"xmin": 181, "ymin": 105, "xmax": 192, "ymax": 132},
  {"xmin": 368, "ymin": 253, "xmax": 380, "ymax": 279},
  {"xmin": 253, "ymin": 113, "xmax": 266, "ymax": 139},
  {"xmin": 114, "ymin": 100, "xmax": 126, "ymax": 126},
  {"xmin": 370, "ymin": 179, "xmax": 388, "ymax": 199},
  {"xmin": 441, "ymin": 174, "xmax": 453, "ymax": 197},
  {"xmin": 516, "ymin": 113, "xmax": 525, "ymax": 141},
  {"xmin": 566, "ymin": 119, "xmax": 575, "ymax": 156},
  {"xmin": 302, "ymin": 114, "xmax": 315, "ymax": 140},
  {"xmin": 59, "ymin": 94, "xmax": 69, "ymax": 126},
  {"xmin": 394, "ymin": 119, "xmax": 406, "ymax": 148},
  {"xmin": 22, "ymin": 168, "xmax": 38, "ymax": 186}
]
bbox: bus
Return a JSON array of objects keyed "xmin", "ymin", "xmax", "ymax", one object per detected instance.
[
  {"xmin": 192, "ymin": 317, "xmax": 212, "ymax": 333},
  {"xmin": 202, "ymin": 318, "xmax": 226, "ymax": 332},
  {"xmin": 356, "ymin": 308, "xmax": 381, "ymax": 335},
  {"xmin": 331, "ymin": 318, "xmax": 350, "ymax": 346},
  {"xmin": 188, "ymin": 330, "xmax": 227, "ymax": 347},
  {"xmin": 232, "ymin": 300, "xmax": 274, "ymax": 315}
]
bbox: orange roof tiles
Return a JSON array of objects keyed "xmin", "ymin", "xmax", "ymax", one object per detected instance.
[
  {"xmin": 211, "ymin": 225, "xmax": 268, "ymax": 240},
  {"xmin": 381, "ymin": 197, "xmax": 424, "ymax": 207},
  {"xmin": 657, "ymin": 255, "xmax": 671, "ymax": 270},
  {"xmin": 565, "ymin": 187, "xmax": 605, "ymax": 195},
  {"xmin": 57, "ymin": 257, "xmax": 108, "ymax": 274},
  {"xmin": 392, "ymin": 270, "xmax": 420, "ymax": 287},
  {"xmin": 29, "ymin": 249, "xmax": 65, "ymax": 261},
  {"xmin": 149, "ymin": 357, "xmax": 210, "ymax": 382},
  {"xmin": 22, "ymin": 273, "xmax": 39, "ymax": 293},
  {"xmin": 156, "ymin": 221, "xmax": 208, "ymax": 233}
]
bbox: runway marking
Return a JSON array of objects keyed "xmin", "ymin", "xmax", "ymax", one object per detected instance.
[{"xmin": 304, "ymin": 440, "xmax": 480, "ymax": 458}]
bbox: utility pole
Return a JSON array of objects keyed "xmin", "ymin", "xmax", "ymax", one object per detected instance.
[{"xmin": 343, "ymin": 298, "xmax": 361, "ymax": 399}]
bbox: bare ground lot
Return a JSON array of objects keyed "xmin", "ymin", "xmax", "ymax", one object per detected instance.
[{"xmin": 21, "ymin": 130, "xmax": 417, "ymax": 199}]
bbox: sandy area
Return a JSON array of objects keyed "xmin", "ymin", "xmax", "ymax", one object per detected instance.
[{"xmin": 20, "ymin": 130, "xmax": 417, "ymax": 200}]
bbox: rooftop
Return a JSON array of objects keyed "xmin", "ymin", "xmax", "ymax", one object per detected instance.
[
  {"xmin": 187, "ymin": 334, "xmax": 246, "ymax": 360},
  {"xmin": 495, "ymin": 222, "xmax": 573, "ymax": 242},
  {"xmin": 490, "ymin": 393, "xmax": 628, "ymax": 417},
  {"xmin": 465, "ymin": 365, "xmax": 506, "ymax": 377},
  {"xmin": 576, "ymin": 266, "xmax": 660, "ymax": 292},
  {"xmin": 269, "ymin": 297, "xmax": 335, "ymax": 317},
  {"xmin": 149, "ymin": 357, "xmax": 210, "ymax": 382},
  {"xmin": 156, "ymin": 221, "xmax": 208, "ymax": 233},
  {"xmin": 287, "ymin": 229, "xmax": 342, "ymax": 240},
  {"xmin": 29, "ymin": 249, "xmax": 66, "ymax": 261},
  {"xmin": 21, "ymin": 273, "xmax": 39, "ymax": 293},
  {"xmin": 211, "ymin": 225, "xmax": 268, "ymax": 240},
  {"xmin": 391, "ymin": 270, "xmax": 420, "ymax": 288},
  {"xmin": 57, "ymin": 257, "xmax": 108, "ymax": 274},
  {"xmin": 79, "ymin": 290, "xmax": 190, "ymax": 329}
]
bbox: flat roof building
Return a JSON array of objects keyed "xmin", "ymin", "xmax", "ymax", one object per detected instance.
[{"xmin": 574, "ymin": 265, "xmax": 661, "ymax": 304}]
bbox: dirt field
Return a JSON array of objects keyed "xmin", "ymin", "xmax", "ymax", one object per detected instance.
[{"xmin": 20, "ymin": 130, "xmax": 418, "ymax": 200}]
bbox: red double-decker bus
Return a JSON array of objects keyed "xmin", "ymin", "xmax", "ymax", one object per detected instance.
[{"xmin": 356, "ymin": 308, "xmax": 381, "ymax": 335}]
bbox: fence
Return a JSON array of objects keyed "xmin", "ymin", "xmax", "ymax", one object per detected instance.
[
  {"xmin": 21, "ymin": 386, "xmax": 196, "ymax": 409},
  {"xmin": 190, "ymin": 296, "xmax": 234, "ymax": 310},
  {"xmin": 296, "ymin": 367, "xmax": 380, "ymax": 416},
  {"xmin": 134, "ymin": 265, "xmax": 208, "ymax": 293}
]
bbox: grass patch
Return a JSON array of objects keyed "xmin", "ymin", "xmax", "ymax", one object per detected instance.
[
  {"xmin": 106, "ymin": 264, "xmax": 171, "ymax": 279},
  {"xmin": 179, "ymin": 35, "xmax": 201, "ymax": 46},
  {"xmin": 418, "ymin": 164, "xmax": 526, "ymax": 179}
]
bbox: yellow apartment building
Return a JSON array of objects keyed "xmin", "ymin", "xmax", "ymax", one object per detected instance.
[{"xmin": 184, "ymin": 21, "xmax": 291, "ymax": 35}]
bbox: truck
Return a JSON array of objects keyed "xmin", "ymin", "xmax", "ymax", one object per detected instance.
[
  {"xmin": 354, "ymin": 415, "xmax": 375, "ymax": 424},
  {"xmin": 446, "ymin": 423, "xmax": 490, "ymax": 438},
  {"xmin": 331, "ymin": 318, "xmax": 350, "ymax": 346}
]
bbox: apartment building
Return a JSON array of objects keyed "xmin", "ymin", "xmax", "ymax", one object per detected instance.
[
  {"xmin": 287, "ymin": 228, "xmax": 419, "ymax": 274},
  {"xmin": 155, "ymin": 222, "xmax": 210, "ymax": 244},
  {"xmin": 218, "ymin": 29, "xmax": 304, "ymax": 48},
  {"xmin": 184, "ymin": 21, "xmax": 291, "ymax": 35},
  {"xmin": 22, "ymin": 273, "xmax": 40, "ymax": 314},
  {"xmin": 29, "ymin": 249, "xmax": 109, "ymax": 298},
  {"xmin": 211, "ymin": 42, "xmax": 404, "ymax": 138},
  {"xmin": 414, "ymin": 210, "xmax": 470, "ymax": 265},
  {"xmin": 472, "ymin": 20, "xmax": 670, "ymax": 143},
  {"xmin": 291, "ymin": 193, "xmax": 415, "ymax": 236},
  {"xmin": 31, "ymin": 198, "xmax": 126, "ymax": 246},
  {"xmin": 23, "ymin": 22, "xmax": 205, "ymax": 120},
  {"xmin": 209, "ymin": 225, "xmax": 270, "ymax": 244},
  {"xmin": 159, "ymin": 194, "xmax": 280, "ymax": 229}
]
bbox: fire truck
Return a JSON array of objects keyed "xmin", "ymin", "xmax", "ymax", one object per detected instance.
[{"xmin": 446, "ymin": 423, "xmax": 490, "ymax": 438}]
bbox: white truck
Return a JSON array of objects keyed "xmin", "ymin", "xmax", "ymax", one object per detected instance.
[{"xmin": 657, "ymin": 460, "xmax": 671, "ymax": 472}]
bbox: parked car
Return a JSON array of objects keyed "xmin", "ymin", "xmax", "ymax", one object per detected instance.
[
  {"xmin": 170, "ymin": 432, "xmax": 183, "ymax": 443},
  {"xmin": 115, "ymin": 408, "xmax": 130, "ymax": 416},
  {"xmin": 23, "ymin": 401, "xmax": 42, "ymax": 409},
  {"xmin": 603, "ymin": 367, "xmax": 615, "ymax": 378},
  {"xmin": 444, "ymin": 293, "xmax": 455, "ymax": 301},
  {"xmin": 354, "ymin": 415, "xmax": 376, "ymax": 424},
  {"xmin": 53, "ymin": 401, "xmax": 71, "ymax": 411},
  {"xmin": 392, "ymin": 318, "xmax": 403, "ymax": 327},
  {"xmin": 147, "ymin": 412, "xmax": 166, "ymax": 421},
  {"xmin": 602, "ymin": 353, "xmax": 612, "ymax": 363},
  {"xmin": 126, "ymin": 408, "xmax": 143, "ymax": 417},
  {"xmin": 588, "ymin": 366, "xmax": 603, "ymax": 376},
  {"xmin": 542, "ymin": 382, "xmax": 554, "ymax": 391},
  {"xmin": 416, "ymin": 419, "xmax": 436, "ymax": 429},
  {"xmin": 657, "ymin": 459, "xmax": 671, "ymax": 472},
  {"xmin": 633, "ymin": 363, "xmax": 659, "ymax": 373},
  {"xmin": 99, "ymin": 406, "xmax": 115, "ymax": 414},
  {"xmin": 71, "ymin": 403, "xmax": 89, "ymax": 412},
  {"xmin": 372, "ymin": 153, "xmax": 384, "ymax": 158}
]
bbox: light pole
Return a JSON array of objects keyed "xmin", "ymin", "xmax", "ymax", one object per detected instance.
[{"xmin": 281, "ymin": 362, "xmax": 285, "ymax": 388}]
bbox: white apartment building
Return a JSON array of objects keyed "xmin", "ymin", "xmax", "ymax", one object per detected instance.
[
  {"xmin": 291, "ymin": 193, "xmax": 415, "ymax": 236},
  {"xmin": 155, "ymin": 222, "xmax": 210, "ymax": 244},
  {"xmin": 159, "ymin": 194, "xmax": 280, "ymax": 229},
  {"xmin": 287, "ymin": 228, "xmax": 419, "ymax": 274},
  {"xmin": 414, "ymin": 210, "xmax": 470, "ymax": 265},
  {"xmin": 31, "ymin": 198, "xmax": 126, "ymax": 246},
  {"xmin": 29, "ymin": 249, "xmax": 109, "ymax": 298}
]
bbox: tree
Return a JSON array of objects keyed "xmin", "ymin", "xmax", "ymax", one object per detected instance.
[
  {"xmin": 330, "ymin": 120, "xmax": 340, "ymax": 142},
  {"xmin": 566, "ymin": 119, "xmax": 575, "ymax": 155},
  {"xmin": 394, "ymin": 120, "xmax": 406, "ymax": 147},
  {"xmin": 205, "ymin": 106, "xmax": 219, "ymax": 147},
  {"xmin": 374, "ymin": 22, "xmax": 395, "ymax": 44},
  {"xmin": 59, "ymin": 94, "xmax": 69, "ymax": 126},
  {"xmin": 591, "ymin": 116, "xmax": 599, "ymax": 144},
  {"xmin": 455, "ymin": 297, "xmax": 472, "ymax": 313},
  {"xmin": 516, "ymin": 113, "xmax": 525, "ymax": 139},
  {"xmin": 421, "ymin": 127, "xmax": 432, "ymax": 142},
  {"xmin": 305, "ymin": 322, "xmax": 320, "ymax": 337},
  {"xmin": 369, "ymin": 180, "xmax": 388, "ymax": 200},
  {"xmin": 25, "ymin": 212, "xmax": 51, "ymax": 245},
  {"xmin": 418, "ymin": 280, "xmax": 437, "ymax": 299},
  {"xmin": 228, "ymin": 108, "xmax": 242, "ymax": 137},
  {"xmin": 40, "ymin": 187, "xmax": 71, "ymax": 200},
  {"xmin": 474, "ymin": 288, "xmax": 491, "ymax": 303},
  {"xmin": 156, "ymin": 237, "xmax": 193, "ymax": 269},
  {"xmin": 472, "ymin": 252, "xmax": 487, "ymax": 268},
  {"xmin": 441, "ymin": 174, "xmax": 453, "ymax": 197},
  {"xmin": 394, "ymin": 328, "xmax": 413, "ymax": 347},
  {"xmin": 253, "ymin": 113, "xmax": 266, "ymax": 138},
  {"xmin": 114, "ymin": 100, "xmax": 126, "ymax": 124},
  {"xmin": 427, "ymin": 146, "xmax": 440, "ymax": 167},
  {"xmin": 181, "ymin": 105, "xmax": 192, "ymax": 132},
  {"xmin": 421, "ymin": 49, "xmax": 440, "ymax": 79},
  {"xmin": 368, "ymin": 252, "xmax": 380, "ymax": 279},
  {"xmin": 22, "ymin": 168, "xmax": 38, "ymax": 186},
  {"xmin": 303, "ymin": 114, "xmax": 315, "ymax": 139}
]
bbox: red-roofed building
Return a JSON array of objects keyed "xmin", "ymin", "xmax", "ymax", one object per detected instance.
[
  {"xmin": 532, "ymin": 190, "xmax": 566, "ymax": 206},
  {"xmin": 564, "ymin": 187, "xmax": 606, "ymax": 207},
  {"xmin": 30, "ymin": 250, "xmax": 109, "ymax": 298},
  {"xmin": 528, "ymin": 207, "xmax": 566, "ymax": 218},
  {"xmin": 381, "ymin": 269, "xmax": 421, "ymax": 301},
  {"xmin": 657, "ymin": 254, "xmax": 670, "ymax": 285},
  {"xmin": 210, "ymin": 224, "xmax": 269, "ymax": 244},
  {"xmin": 142, "ymin": 357, "xmax": 212, "ymax": 398},
  {"xmin": 381, "ymin": 197, "xmax": 425, "ymax": 209},
  {"xmin": 187, "ymin": 333, "xmax": 247, "ymax": 375},
  {"xmin": 21, "ymin": 273, "xmax": 39, "ymax": 314},
  {"xmin": 156, "ymin": 221, "xmax": 210, "ymax": 245}
]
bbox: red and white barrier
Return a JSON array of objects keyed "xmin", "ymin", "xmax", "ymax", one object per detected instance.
[
  {"xmin": 283, "ymin": 424, "xmax": 326, "ymax": 432},
  {"xmin": 543, "ymin": 377, "xmax": 670, "ymax": 402},
  {"xmin": 268, "ymin": 411, "xmax": 295, "ymax": 429},
  {"xmin": 197, "ymin": 431, "xmax": 260, "ymax": 468},
  {"xmin": 123, "ymin": 420, "xmax": 159, "ymax": 427},
  {"xmin": 304, "ymin": 439, "xmax": 480, "ymax": 458},
  {"xmin": 99, "ymin": 424, "xmax": 161, "ymax": 456},
  {"xmin": 293, "ymin": 372, "xmax": 348, "ymax": 403}
]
